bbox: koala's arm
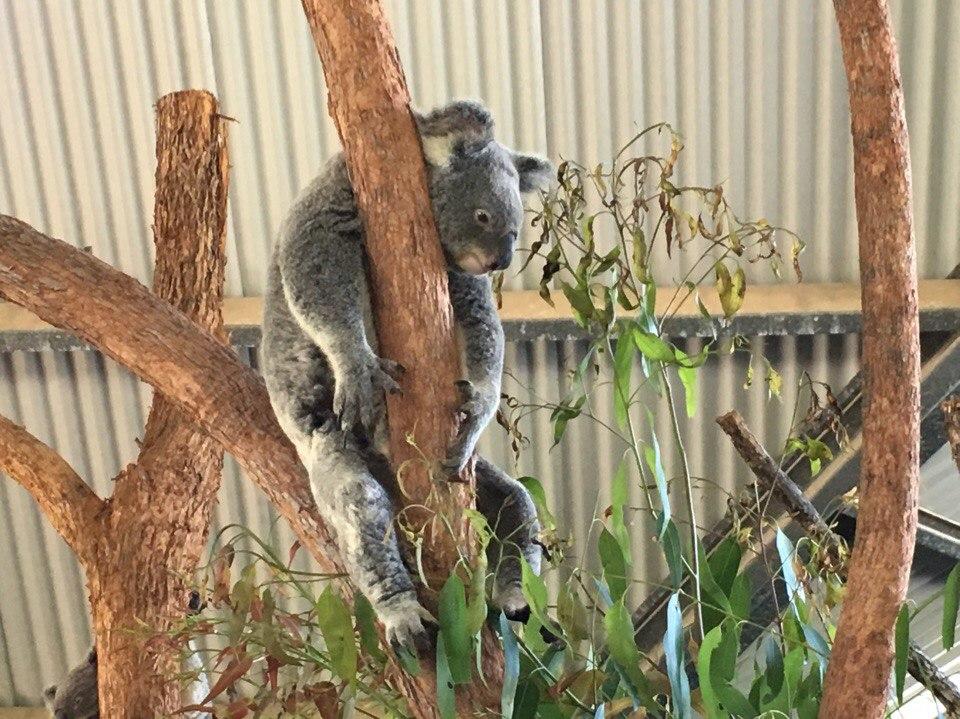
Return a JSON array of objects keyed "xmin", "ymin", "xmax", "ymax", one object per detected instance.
[
  {"xmin": 278, "ymin": 169, "xmax": 400, "ymax": 430},
  {"xmin": 444, "ymin": 271, "xmax": 504, "ymax": 472}
]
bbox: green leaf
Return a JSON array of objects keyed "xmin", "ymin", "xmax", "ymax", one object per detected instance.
[
  {"xmin": 499, "ymin": 613, "xmax": 520, "ymax": 718},
  {"xmin": 944, "ymin": 563, "xmax": 960, "ymax": 650},
  {"xmin": 776, "ymin": 529, "xmax": 805, "ymax": 614},
  {"xmin": 438, "ymin": 575, "xmax": 472, "ymax": 684},
  {"xmin": 677, "ymin": 363, "xmax": 698, "ymax": 418},
  {"xmin": 698, "ymin": 625, "xmax": 724, "ymax": 719},
  {"xmin": 661, "ymin": 519, "xmax": 685, "ymax": 590},
  {"xmin": 613, "ymin": 326, "xmax": 637, "ymax": 429},
  {"xmin": 517, "ymin": 476, "xmax": 556, "ymax": 532},
  {"xmin": 561, "ymin": 281, "xmax": 595, "ymax": 323},
  {"xmin": 315, "ymin": 586, "xmax": 358, "ymax": 684},
  {"xmin": 435, "ymin": 634, "xmax": 456, "ymax": 719},
  {"xmin": 610, "ymin": 458, "xmax": 632, "ymax": 564},
  {"xmin": 465, "ymin": 553, "xmax": 489, "ymax": 638},
  {"xmin": 634, "ymin": 330, "xmax": 677, "ymax": 364},
  {"xmin": 664, "ymin": 593, "xmax": 692, "ymax": 719},
  {"xmin": 354, "ymin": 593, "xmax": 387, "ymax": 665},
  {"xmin": 728, "ymin": 573, "xmax": 752, "ymax": 623},
  {"xmin": 557, "ymin": 586, "xmax": 591, "ymax": 642},
  {"xmin": 895, "ymin": 603, "xmax": 910, "ymax": 704},
  {"xmin": 604, "ymin": 599, "xmax": 649, "ymax": 699},
  {"xmin": 763, "ymin": 357, "xmax": 782, "ymax": 400},
  {"xmin": 521, "ymin": 558, "xmax": 555, "ymax": 633},
  {"xmin": 598, "ymin": 527, "xmax": 628, "ymax": 601},
  {"xmin": 716, "ymin": 684, "xmax": 756, "ymax": 718},
  {"xmin": 708, "ymin": 535, "xmax": 743, "ymax": 596}
]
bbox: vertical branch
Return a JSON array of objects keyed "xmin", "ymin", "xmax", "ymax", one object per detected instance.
[
  {"xmin": 298, "ymin": 1, "xmax": 501, "ymax": 713},
  {"xmin": 820, "ymin": 1, "xmax": 920, "ymax": 716},
  {"xmin": 88, "ymin": 90, "xmax": 230, "ymax": 718}
]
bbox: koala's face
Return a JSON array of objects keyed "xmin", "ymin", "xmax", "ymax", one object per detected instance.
[
  {"xmin": 43, "ymin": 648, "xmax": 99, "ymax": 719},
  {"xmin": 417, "ymin": 101, "xmax": 552, "ymax": 275}
]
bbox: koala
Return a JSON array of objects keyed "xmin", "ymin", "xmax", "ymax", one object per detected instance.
[
  {"xmin": 260, "ymin": 100, "xmax": 552, "ymax": 653},
  {"xmin": 43, "ymin": 595, "xmax": 209, "ymax": 718}
]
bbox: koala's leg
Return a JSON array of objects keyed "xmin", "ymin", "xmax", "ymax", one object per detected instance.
[
  {"xmin": 305, "ymin": 429, "xmax": 433, "ymax": 653},
  {"xmin": 474, "ymin": 456, "xmax": 542, "ymax": 621}
]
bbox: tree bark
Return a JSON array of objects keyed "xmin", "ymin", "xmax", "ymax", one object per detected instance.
[
  {"xmin": 299, "ymin": 0, "xmax": 502, "ymax": 715},
  {"xmin": 820, "ymin": 2, "xmax": 920, "ymax": 717}
]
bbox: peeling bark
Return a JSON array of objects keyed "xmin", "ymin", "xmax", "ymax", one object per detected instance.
[{"xmin": 820, "ymin": 1, "xmax": 920, "ymax": 717}]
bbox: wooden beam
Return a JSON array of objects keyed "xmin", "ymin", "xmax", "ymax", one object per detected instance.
[{"xmin": 0, "ymin": 280, "xmax": 957, "ymax": 352}]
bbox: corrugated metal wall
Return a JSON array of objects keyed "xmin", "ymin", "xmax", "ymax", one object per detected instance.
[{"xmin": 0, "ymin": 0, "xmax": 957, "ymax": 708}]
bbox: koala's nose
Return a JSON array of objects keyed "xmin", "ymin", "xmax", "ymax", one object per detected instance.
[{"xmin": 492, "ymin": 231, "xmax": 517, "ymax": 271}]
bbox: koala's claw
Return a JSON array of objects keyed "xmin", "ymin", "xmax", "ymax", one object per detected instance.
[
  {"xmin": 334, "ymin": 354, "xmax": 404, "ymax": 433},
  {"xmin": 442, "ymin": 379, "xmax": 490, "ymax": 476},
  {"xmin": 380, "ymin": 592, "xmax": 436, "ymax": 657}
]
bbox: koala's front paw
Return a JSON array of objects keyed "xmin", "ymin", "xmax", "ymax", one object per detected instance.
[
  {"xmin": 442, "ymin": 380, "xmax": 492, "ymax": 475},
  {"xmin": 334, "ymin": 355, "xmax": 404, "ymax": 434},
  {"xmin": 379, "ymin": 591, "xmax": 436, "ymax": 657}
]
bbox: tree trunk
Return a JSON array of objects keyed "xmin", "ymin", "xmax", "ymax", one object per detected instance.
[
  {"xmin": 83, "ymin": 90, "xmax": 230, "ymax": 717},
  {"xmin": 299, "ymin": 0, "xmax": 502, "ymax": 715},
  {"xmin": 819, "ymin": 2, "xmax": 919, "ymax": 717}
]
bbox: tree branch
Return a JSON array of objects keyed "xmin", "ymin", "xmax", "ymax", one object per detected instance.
[
  {"xmin": 0, "ymin": 413, "xmax": 102, "ymax": 558},
  {"xmin": 821, "ymin": 1, "xmax": 920, "ymax": 715},
  {"xmin": 0, "ymin": 214, "xmax": 343, "ymax": 578},
  {"xmin": 941, "ymin": 396, "xmax": 960, "ymax": 474},
  {"xmin": 717, "ymin": 410, "xmax": 960, "ymax": 717}
]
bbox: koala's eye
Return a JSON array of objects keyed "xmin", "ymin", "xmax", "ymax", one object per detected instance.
[{"xmin": 474, "ymin": 209, "xmax": 491, "ymax": 226}]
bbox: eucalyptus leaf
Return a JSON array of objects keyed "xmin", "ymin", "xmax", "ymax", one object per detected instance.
[
  {"xmin": 895, "ymin": 603, "xmax": 909, "ymax": 704},
  {"xmin": 438, "ymin": 575, "xmax": 472, "ymax": 684},
  {"xmin": 944, "ymin": 563, "xmax": 960, "ymax": 650},
  {"xmin": 664, "ymin": 593, "xmax": 692, "ymax": 719}
]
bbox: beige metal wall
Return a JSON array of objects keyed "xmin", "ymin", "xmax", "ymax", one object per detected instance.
[{"xmin": 0, "ymin": 0, "xmax": 957, "ymax": 707}]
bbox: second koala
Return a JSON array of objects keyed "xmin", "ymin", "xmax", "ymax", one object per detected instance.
[{"xmin": 261, "ymin": 100, "xmax": 552, "ymax": 653}]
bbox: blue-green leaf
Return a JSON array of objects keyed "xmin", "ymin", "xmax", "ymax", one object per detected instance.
[
  {"xmin": 776, "ymin": 529, "xmax": 805, "ymax": 612},
  {"xmin": 661, "ymin": 520, "xmax": 685, "ymax": 590},
  {"xmin": 435, "ymin": 634, "xmax": 456, "ymax": 719},
  {"xmin": 499, "ymin": 612, "xmax": 520, "ymax": 718},
  {"xmin": 895, "ymin": 603, "xmax": 910, "ymax": 704},
  {"xmin": 438, "ymin": 575, "xmax": 472, "ymax": 684},
  {"xmin": 644, "ymin": 421, "xmax": 670, "ymax": 536},
  {"xmin": 944, "ymin": 563, "xmax": 960, "ymax": 650},
  {"xmin": 664, "ymin": 594, "xmax": 692, "ymax": 719}
]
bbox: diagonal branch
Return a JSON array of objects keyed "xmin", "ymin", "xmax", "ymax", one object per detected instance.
[
  {"xmin": 941, "ymin": 396, "xmax": 960, "ymax": 473},
  {"xmin": 717, "ymin": 410, "xmax": 960, "ymax": 717},
  {"xmin": 0, "ymin": 414, "xmax": 103, "ymax": 558},
  {"xmin": 0, "ymin": 214, "xmax": 343, "ymax": 577}
]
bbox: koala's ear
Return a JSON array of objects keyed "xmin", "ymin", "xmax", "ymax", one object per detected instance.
[
  {"xmin": 43, "ymin": 684, "xmax": 58, "ymax": 707},
  {"xmin": 414, "ymin": 100, "xmax": 494, "ymax": 166},
  {"xmin": 513, "ymin": 153, "xmax": 553, "ymax": 193}
]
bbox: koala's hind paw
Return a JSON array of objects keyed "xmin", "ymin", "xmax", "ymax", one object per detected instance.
[{"xmin": 380, "ymin": 592, "xmax": 436, "ymax": 657}]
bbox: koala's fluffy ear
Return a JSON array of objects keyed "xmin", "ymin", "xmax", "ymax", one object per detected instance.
[
  {"xmin": 43, "ymin": 684, "xmax": 58, "ymax": 708},
  {"xmin": 415, "ymin": 100, "xmax": 494, "ymax": 166},
  {"xmin": 513, "ymin": 153, "xmax": 553, "ymax": 193}
]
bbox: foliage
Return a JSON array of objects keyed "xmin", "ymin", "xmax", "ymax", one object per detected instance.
[{"xmin": 163, "ymin": 126, "xmax": 949, "ymax": 718}]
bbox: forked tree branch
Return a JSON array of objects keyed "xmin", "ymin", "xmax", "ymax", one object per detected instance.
[
  {"xmin": 0, "ymin": 214, "xmax": 344, "ymax": 578},
  {"xmin": 0, "ymin": 414, "xmax": 103, "ymax": 558},
  {"xmin": 718, "ymin": 410, "xmax": 960, "ymax": 717}
]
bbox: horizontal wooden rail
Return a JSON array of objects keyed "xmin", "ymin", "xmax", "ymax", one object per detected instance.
[{"xmin": 0, "ymin": 280, "xmax": 957, "ymax": 351}]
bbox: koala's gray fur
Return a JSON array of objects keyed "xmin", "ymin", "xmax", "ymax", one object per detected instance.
[
  {"xmin": 260, "ymin": 100, "xmax": 552, "ymax": 652},
  {"xmin": 43, "ymin": 644, "xmax": 209, "ymax": 719}
]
